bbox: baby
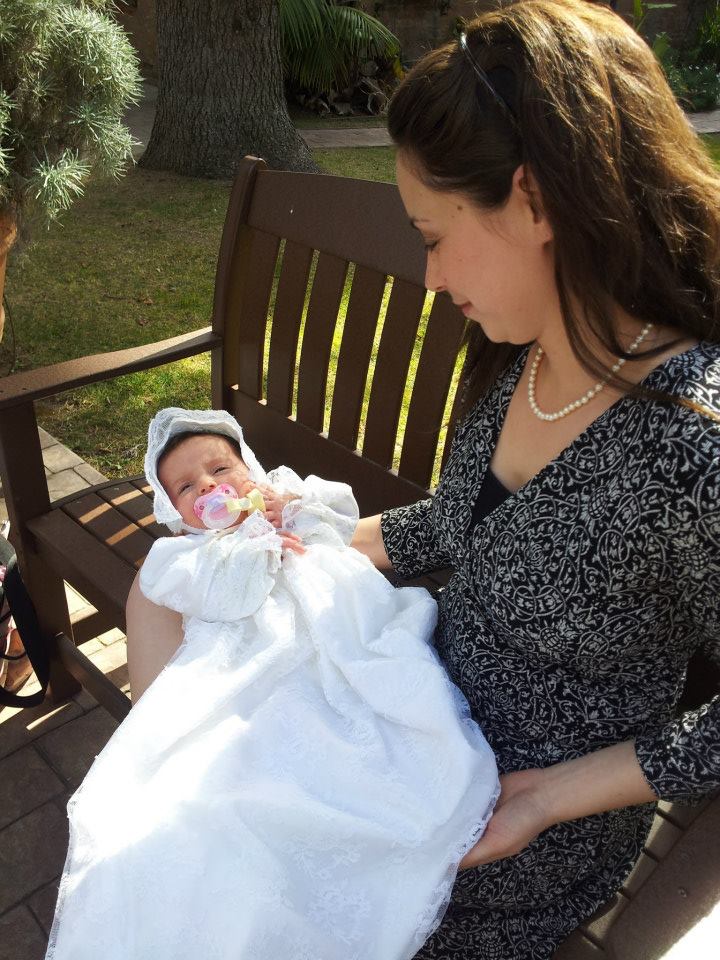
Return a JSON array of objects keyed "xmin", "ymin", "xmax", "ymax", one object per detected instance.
[
  {"xmin": 155, "ymin": 426, "xmax": 303, "ymax": 540},
  {"xmin": 46, "ymin": 408, "xmax": 499, "ymax": 960}
]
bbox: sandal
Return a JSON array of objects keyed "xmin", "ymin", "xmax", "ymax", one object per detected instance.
[{"xmin": 1, "ymin": 621, "xmax": 34, "ymax": 694}]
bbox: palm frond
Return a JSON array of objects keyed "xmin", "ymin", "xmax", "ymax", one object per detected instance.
[
  {"xmin": 280, "ymin": 0, "xmax": 328, "ymax": 55},
  {"xmin": 280, "ymin": 0, "xmax": 400, "ymax": 94}
]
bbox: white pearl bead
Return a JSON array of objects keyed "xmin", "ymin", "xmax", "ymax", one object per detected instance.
[{"xmin": 527, "ymin": 323, "xmax": 653, "ymax": 421}]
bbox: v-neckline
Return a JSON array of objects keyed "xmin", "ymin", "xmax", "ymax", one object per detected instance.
[{"xmin": 473, "ymin": 340, "xmax": 705, "ymax": 525}]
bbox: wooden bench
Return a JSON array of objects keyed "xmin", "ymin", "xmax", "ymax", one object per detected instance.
[{"xmin": 0, "ymin": 156, "xmax": 717, "ymax": 959}]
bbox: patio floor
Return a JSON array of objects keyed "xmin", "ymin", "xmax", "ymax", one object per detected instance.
[{"xmin": 0, "ymin": 428, "xmax": 127, "ymax": 959}]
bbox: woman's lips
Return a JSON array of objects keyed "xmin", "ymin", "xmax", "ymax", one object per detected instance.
[{"xmin": 459, "ymin": 302, "xmax": 473, "ymax": 315}]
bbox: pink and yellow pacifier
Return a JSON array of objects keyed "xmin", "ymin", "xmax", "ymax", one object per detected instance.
[{"xmin": 193, "ymin": 483, "xmax": 266, "ymax": 530}]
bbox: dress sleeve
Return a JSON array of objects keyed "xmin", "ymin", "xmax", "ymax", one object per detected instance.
[
  {"xmin": 634, "ymin": 700, "xmax": 720, "ymax": 803},
  {"xmin": 633, "ymin": 427, "xmax": 720, "ymax": 802},
  {"xmin": 266, "ymin": 467, "xmax": 359, "ymax": 546},
  {"xmin": 380, "ymin": 498, "xmax": 452, "ymax": 580},
  {"xmin": 139, "ymin": 513, "xmax": 282, "ymax": 621}
]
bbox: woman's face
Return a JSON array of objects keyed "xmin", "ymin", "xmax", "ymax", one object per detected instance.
[{"xmin": 395, "ymin": 151, "xmax": 558, "ymax": 344}]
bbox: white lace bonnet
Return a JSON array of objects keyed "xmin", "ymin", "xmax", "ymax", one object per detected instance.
[{"xmin": 144, "ymin": 407, "xmax": 267, "ymax": 533}]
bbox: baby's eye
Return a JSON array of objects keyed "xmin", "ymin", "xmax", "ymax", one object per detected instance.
[
  {"xmin": 213, "ymin": 465, "xmax": 228, "ymax": 474},
  {"xmin": 179, "ymin": 483, "xmax": 192, "ymax": 494}
]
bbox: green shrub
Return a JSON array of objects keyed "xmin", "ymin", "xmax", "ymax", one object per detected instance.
[{"xmin": 0, "ymin": 0, "xmax": 140, "ymax": 225}]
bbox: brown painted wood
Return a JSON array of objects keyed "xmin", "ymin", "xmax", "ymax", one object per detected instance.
[
  {"xmin": 0, "ymin": 404, "xmax": 80, "ymax": 701},
  {"xmin": 619, "ymin": 851, "xmax": 658, "ymax": 899},
  {"xmin": 580, "ymin": 894, "xmax": 630, "ymax": 948},
  {"xmin": 0, "ymin": 329, "xmax": 220, "ymax": 410},
  {"xmin": 96, "ymin": 481, "xmax": 165, "ymax": 539},
  {"xmin": 554, "ymin": 932, "xmax": 606, "ymax": 958},
  {"xmin": 296, "ymin": 252, "xmax": 348, "ymax": 432},
  {"xmin": 212, "ymin": 156, "xmax": 266, "ymax": 346},
  {"xmin": 265, "ymin": 240, "xmax": 314, "ymax": 415},
  {"xmin": 328, "ymin": 265, "xmax": 389, "ymax": 450},
  {"xmin": 656, "ymin": 796, "xmax": 710, "ymax": 829},
  {"xmin": 246, "ymin": 168, "xmax": 426, "ymax": 285},
  {"xmin": 607, "ymin": 792, "xmax": 720, "ymax": 960},
  {"xmin": 27, "ymin": 511, "xmax": 134, "ymax": 628},
  {"xmin": 642, "ymin": 814, "xmax": 684, "ymax": 861},
  {"xmin": 399, "ymin": 293, "xmax": 466, "ymax": 487},
  {"xmin": 56, "ymin": 632, "xmax": 130, "ymax": 722},
  {"xmin": 362, "ymin": 278, "xmax": 427, "ymax": 468},
  {"xmin": 222, "ymin": 227, "xmax": 281, "ymax": 400},
  {"xmin": 61, "ymin": 494, "xmax": 156, "ymax": 570}
]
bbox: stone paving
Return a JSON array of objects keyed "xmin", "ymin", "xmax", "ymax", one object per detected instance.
[{"xmin": 0, "ymin": 429, "xmax": 127, "ymax": 960}]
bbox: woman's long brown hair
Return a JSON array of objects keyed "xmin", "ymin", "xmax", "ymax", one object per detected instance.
[{"xmin": 388, "ymin": 0, "xmax": 720, "ymax": 417}]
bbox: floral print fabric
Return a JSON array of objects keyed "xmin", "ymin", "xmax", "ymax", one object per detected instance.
[{"xmin": 381, "ymin": 342, "xmax": 720, "ymax": 959}]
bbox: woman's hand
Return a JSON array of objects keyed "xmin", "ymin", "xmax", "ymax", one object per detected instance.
[
  {"xmin": 459, "ymin": 768, "xmax": 551, "ymax": 868},
  {"xmin": 459, "ymin": 741, "xmax": 657, "ymax": 869}
]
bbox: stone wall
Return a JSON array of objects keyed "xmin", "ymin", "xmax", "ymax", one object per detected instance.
[
  {"xmin": 114, "ymin": 1, "xmax": 712, "ymax": 81},
  {"xmin": 367, "ymin": 1, "xmax": 493, "ymax": 61},
  {"xmin": 368, "ymin": 1, "xmax": 711, "ymax": 62}
]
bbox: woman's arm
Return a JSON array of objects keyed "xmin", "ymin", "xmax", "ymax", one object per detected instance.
[
  {"xmin": 126, "ymin": 572, "xmax": 184, "ymax": 704},
  {"xmin": 350, "ymin": 514, "xmax": 392, "ymax": 570},
  {"xmin": 461, "ymin": 740, "xmax": 657, "ymax": 868}
]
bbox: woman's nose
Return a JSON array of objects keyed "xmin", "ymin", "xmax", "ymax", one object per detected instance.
[{"xmin": 424, "ymin": 255, "xmax": 445, "ymax": 294}]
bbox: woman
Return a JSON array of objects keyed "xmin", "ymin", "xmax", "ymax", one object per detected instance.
[
  {"xmin": 352, "ymin": 0, "xmax": 720, "ymax": 956},
  {"xmin": 127, "ymin": 1, "xmax": 719, "ymax": 956}
]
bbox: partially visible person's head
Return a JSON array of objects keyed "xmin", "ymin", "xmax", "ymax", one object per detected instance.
[
  {"xmin": 389, "ymin": 0, "xmax": 720, "ymax": 405},
  {"xmin": 157, "ymin": 431, "xmax": 251, "ymax": 530}
]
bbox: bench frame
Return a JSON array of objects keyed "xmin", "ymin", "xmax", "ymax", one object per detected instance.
[{"xmin": 0, "ymin": 156, "xmax": 716, "ymax": 959}]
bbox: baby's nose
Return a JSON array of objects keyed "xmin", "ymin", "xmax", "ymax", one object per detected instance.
[{"xmin": 199, "ymin": 477, "xmax": 217, "ymax": 494}]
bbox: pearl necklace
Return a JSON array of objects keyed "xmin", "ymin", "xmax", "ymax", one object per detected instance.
[{"xmin": 527, "ymin": 322, "xmax": 654, "ymax": 422}]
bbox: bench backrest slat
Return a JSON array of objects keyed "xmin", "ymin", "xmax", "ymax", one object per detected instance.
[
  {"xmin": 229, "ymin": 227, "xmax": 281, "ymax": 399},
  {"xmin": 266, "ymin": 239, "xmax": 314, "ymax": 415},
  {"xmin": 400, "ymin": 294, "xmax": 466, "ymax": 486},
  {"xmin": 362, "ymin": 278, "xmax": 428, "ymax": 468},
  {"xmin": 327, "ymin": 265, "xmax": 390, "ymax": 450},
  {"xmin": 296, "ymin": 251, "xmax": 349, "ymax": 432}
]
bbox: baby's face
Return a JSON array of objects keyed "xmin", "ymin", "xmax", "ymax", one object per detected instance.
[{"xmin": 158, "ymin": 434, "xmax": 252, "ymax": 530}]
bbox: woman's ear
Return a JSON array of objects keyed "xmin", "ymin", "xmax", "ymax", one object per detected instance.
[{"xmin": 513, "ymin": 164, "xmax": 553, "ymax": 243}]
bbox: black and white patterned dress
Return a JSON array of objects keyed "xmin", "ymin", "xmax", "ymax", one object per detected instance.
[{"xmin": 381, "ymin": 342, "xmax": 720, "ymax": 959}]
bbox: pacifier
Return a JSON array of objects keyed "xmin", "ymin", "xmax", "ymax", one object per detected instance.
[{"xmin": 193, "ymin": 483, "xmax": 266, "ymax": 530}]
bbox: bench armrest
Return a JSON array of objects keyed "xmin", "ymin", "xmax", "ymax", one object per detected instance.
[{"xmin": 0, "ymin": 328, "xmax": 221, "ymax": 410}]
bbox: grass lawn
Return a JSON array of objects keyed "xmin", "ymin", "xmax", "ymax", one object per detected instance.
[
  {"xmin": 4, "ymin": 132, "xmax": 719, "ymax": 480},
  {"xmin": 3, "ymin": 146, "xmax": 397, "ymax": 478}
]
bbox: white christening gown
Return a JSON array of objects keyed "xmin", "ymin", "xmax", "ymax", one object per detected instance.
[{"xmin": 46, "ymin": 469, "xmax": 499, "ymax": 960}]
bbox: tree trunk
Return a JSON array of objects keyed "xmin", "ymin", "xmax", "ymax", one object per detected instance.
[
  {"xmin": 140, "ymin": 0, "xmax": 317, "ymax": 177},
  {"xmin": 0, "ymin": 210, "xmax": 17, "ymax": 344}
]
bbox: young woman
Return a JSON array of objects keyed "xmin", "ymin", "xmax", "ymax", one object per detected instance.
[
  {"xmin": 127, "ymin": 2, "xmax": 719, "ymax": 956},
  {"xmin": 351, "ymin": 0, "xmax": 720, "ymax": 956}
]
